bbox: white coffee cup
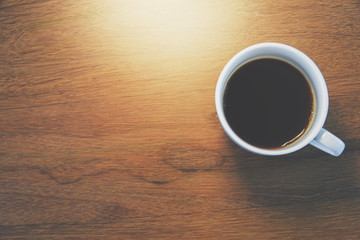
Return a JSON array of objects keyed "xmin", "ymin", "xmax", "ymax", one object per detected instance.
[{"xmin": 215, "ymin": 42, "xmax": 345, "ymax": 156}]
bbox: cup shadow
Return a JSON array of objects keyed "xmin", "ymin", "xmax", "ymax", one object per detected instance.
[{"xmin": 227, "ymin": 100, "xmax": 360, "ymax": 214}]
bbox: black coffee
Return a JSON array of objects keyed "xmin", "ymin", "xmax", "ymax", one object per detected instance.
[{"xmin": 223, "ymin": 58, "xmax": 314, "ymax": 149}]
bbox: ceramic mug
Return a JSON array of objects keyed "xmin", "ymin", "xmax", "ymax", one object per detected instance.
[{"xmin": 215, "ymin": 42, "xmax": 345, "ymax": 156}]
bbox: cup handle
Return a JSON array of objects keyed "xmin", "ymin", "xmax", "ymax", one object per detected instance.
[{"xmin": 310, "ymin": 128, "xmax": 345, "ymax": 156}]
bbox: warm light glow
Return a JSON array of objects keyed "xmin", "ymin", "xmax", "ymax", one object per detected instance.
[
  {"xmin": 78, "ymin": 0, "xmax": 240, "ymax": 138},
  {"xmin": 98, "ymin": 0, "xmax": 231, "ymax": 59},
  {"xmin": 108, "ymin": 0, "xmax": 204, "ymax": 47}
]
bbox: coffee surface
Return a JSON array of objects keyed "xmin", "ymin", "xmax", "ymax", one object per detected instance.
[{"xmin": 223, "ymin": 58, "xmax": 314, "ymax": 149}]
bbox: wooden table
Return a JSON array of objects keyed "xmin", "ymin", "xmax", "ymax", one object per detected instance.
[{"xmin": 1, "ymin": 0, "xmax": 359, "ymax": 239}]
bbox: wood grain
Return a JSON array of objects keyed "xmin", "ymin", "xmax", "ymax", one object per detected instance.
[{"xmin": 1, "ymin": 0, "xmax": 359, "ymax": 239}]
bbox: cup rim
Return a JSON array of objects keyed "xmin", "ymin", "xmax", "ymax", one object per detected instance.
[{"xmin": 215, "ymin": 42, "xmax": 329, "ymax": 156}]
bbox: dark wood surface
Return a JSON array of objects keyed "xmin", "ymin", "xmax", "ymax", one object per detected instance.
[{"xmin": 1, "ymin": 0, "xmax": 359, "ymax": 239}]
